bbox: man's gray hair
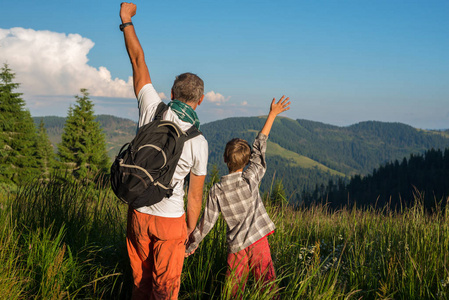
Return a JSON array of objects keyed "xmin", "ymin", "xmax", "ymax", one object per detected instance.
[{"xmin": 172, "ymin": 72, "xmax": 204, "ymax": 103}]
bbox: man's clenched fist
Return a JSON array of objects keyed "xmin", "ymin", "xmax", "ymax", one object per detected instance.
[{"xmin": 120, "ymin": 2, "xmax": 136, "ymax": 23}]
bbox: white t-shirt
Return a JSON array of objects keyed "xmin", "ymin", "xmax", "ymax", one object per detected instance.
[{"xmin": 135, "ymin": 84, "xmax": 208, "ymax": 218}]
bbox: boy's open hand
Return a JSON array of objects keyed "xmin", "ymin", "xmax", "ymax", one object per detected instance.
[
  {"xmin": 120, "ymin": 2, "xmax": 136, "ymax": 23},
  {"xmin": 270, "ymin": 95, "xmax": 291, "ymax": 116},
  {"xmin": 261, "ymin": 95, "xmax": 291, "ymax": 136}
]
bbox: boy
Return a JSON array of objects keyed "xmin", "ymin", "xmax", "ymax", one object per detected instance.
[{"xmin": 186, "ymin": 96, "xmax": 291, "ymax": 296}]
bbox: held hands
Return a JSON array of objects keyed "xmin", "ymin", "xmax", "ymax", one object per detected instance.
[
  {"xmin": 185, "ymin": 246, "xmax": 197, "ymax": 257},
  {"xmin": 184, "ymin": 234, "xmax": 198, "ymax": 257},
  {"xmin": 120, "ymin": 2, "xmax": 136, "ymax": 23},
  {"xmin": 269, "ymin": 95, "xmax": 291, "ymax": 116}
]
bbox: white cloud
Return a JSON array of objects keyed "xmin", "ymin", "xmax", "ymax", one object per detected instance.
[
  {"xmin": 204, "ymin": 91, "xmax": 230, "ymax": 105},
  {"xmin": 0, "ymin": 27, "xmax": 133, "ymax": 98},
  {"xmin": 158, "ymin": 92, "xmax": 167, "ymax": 100}
]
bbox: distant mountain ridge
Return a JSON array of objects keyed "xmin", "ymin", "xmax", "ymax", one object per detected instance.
[
  {"xmin": 201, "ymin": 117, "xmax": 449, "ymax": 173},
  {"xmin": 34, "ymin": 115, "xmax": 449, "ymax": 200},
  {"xmin": 200, "ymin": 116, "xmax": 449, "ymax": 199}
]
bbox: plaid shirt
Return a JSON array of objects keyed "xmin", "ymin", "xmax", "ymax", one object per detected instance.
[{"xmin": 187, "ymin": 132, "xmax": 276, "ymax": 254}]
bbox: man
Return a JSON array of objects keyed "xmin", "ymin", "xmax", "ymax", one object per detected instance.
[{"xmin": 119, "ymin": 3, "xmax": 208, "ymax": 299}]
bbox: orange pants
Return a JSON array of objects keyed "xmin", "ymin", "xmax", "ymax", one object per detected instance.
[
  {"xmin": 127, "ymin": 208, "xmax": 187, "ymax": 300},
  {"xmin": 226, "ymin": 236, "xmax": 276, "ymax": 297}
]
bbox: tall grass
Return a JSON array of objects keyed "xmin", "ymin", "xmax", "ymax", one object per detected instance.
[
  {"xmin": 0, "ymin": 208, "xmax": 27, "ymax": 299},
  {"xmin": 0, "ymin": 174, "xmax": 130, "ymax": 299},
  {"xmin": 181, "ymin": 192, "xmax": 449, "ymax": 299},
  {"xmin": 0, "ymin": 174, "xmax": 448, "ymax": 299}
]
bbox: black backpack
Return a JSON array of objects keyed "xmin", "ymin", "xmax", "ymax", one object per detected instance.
[{"xmin": 110, "ymin": 102, "xmax": 202, "ymax": 209}]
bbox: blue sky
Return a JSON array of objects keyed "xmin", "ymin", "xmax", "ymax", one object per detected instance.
[{"xmin": 1, "ymin": 0, "xmax": 448, "ymax": 129}]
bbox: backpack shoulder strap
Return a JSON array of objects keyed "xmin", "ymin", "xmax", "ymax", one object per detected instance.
[
  {"xmin": 154, "ymin": 102, "xmax": 169, "ymax": 120},
  {"xmin": 185, "ymin": 126, "xmax": 202, "ymax": 141}
]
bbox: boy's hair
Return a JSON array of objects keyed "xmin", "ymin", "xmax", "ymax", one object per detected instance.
[
  {"xmin": 172, "ymin": 72, "xmax": 204, "ymax": 103},
  {"xmin": 224, "ymin": 138, "xmax": 251, "ymax": 172}
]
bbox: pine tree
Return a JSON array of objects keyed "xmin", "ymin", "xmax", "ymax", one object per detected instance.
[
  {"xmin": 34, "ymin": 119, "xmax": 55, "ymax": 179},
  {"xmin": 57, "ymin": 88, "xmax": 109, "ymax": 179},
  {"xmin": 270, "ymin": 179, "xmax": 287, "ymax": 206},
  {"xmin": 0, "ymin": 63, "xmax": 39, "ymax": 184}
]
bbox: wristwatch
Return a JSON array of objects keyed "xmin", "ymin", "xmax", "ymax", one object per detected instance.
[{"xmin": 120, "ymin": 22, "xmax": 133, "ymax": 31}]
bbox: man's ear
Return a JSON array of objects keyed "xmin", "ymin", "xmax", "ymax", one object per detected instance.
[
  {"xmin": 171, "ymin": 89, "xmax": 174, "ymax": 100},
  {"xmin": 198, "ymin": 94, "xmax": 205, "ymax": 106}
]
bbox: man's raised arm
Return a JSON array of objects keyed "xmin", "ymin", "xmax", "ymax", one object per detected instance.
[{"xmin": 120, "ymin": 2, "xmax": 151, "ymax": 97}]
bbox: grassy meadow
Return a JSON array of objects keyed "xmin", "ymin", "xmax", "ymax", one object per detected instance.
[
  {"xmin": 266, "ymin": 141, "xmax": 346, "ymax": 177},
  {"xmin": 0, "ymin": 175, "xmax": 448, "ymax": 299}
]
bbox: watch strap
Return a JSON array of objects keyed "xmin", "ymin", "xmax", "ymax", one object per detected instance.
[{"xmin": 120, "ymin": 22, "xmax": 133, "ymax": 31}]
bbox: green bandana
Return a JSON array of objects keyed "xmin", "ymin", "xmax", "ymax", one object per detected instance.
[{"xmin": 168, "ymin": 99, "xmax": 200, "ymax": 130}]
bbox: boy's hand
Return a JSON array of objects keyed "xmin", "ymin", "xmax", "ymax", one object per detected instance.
[
  {"xmin": 185, "ymin": 247, "xmax": 197, "ymax": 257},
  {"xmin": 185, "ymin": 241, "xmax": 198, "ymax": 257},
  {"xmin": 120, "ymin": 2, "xmax": 136, "ymax": 23},
  {"xmin": 261, "ymin": 95, "xmax": 291, "ymax": 136},
  {"xmin": 270, "ymin": 95, "xmax": 291, "ymax": 116}
]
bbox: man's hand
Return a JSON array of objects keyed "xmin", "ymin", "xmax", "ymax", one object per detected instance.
[
  {"xmin": 185, "ymin": 233, "xmax": 198, "ymax": 257},
  {"xmin": 120, "ymin": 2, "xmax": 136, "ymax": 23}
]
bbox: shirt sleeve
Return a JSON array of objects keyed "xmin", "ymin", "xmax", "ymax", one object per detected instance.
[
  {"xmin": 186, "ymin": 186, "xmax": 221, "ymax": 253},
  {"xmin": 137, "ymin": 83, "xmax": 162, "ymax": 128},
  {"xmin": 243, "ymin": 132, "xmax": 268, "ymax": 188},
  {"xmin": 191, "ymin": 136, "xmax": 209, "ymax": 176}
]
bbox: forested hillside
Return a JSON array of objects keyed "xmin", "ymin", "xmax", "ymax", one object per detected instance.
[
  {"xmin": 34, "ymin": 115, "xmax": 449, "ymax": 202},
  {"xmin": 201, "ymin": 117, "xmax": 449, "ymax": 201},
  {"xmin": 309, "ymin": 148, "xmax": 449, "ymax": 210}
]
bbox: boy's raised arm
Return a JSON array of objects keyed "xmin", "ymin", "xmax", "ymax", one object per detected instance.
[
  {"xmin": 120, "ymin": 2, "xmax": 152, "ymax": 97},
  {"xmin": 260, "ymin": 95, "xmax": 291, "ymax": 137}
]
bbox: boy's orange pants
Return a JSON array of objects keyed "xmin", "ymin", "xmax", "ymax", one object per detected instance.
[{"xmin": 127, "ymin": 208, "xmax": 187, "ymax": 300}]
